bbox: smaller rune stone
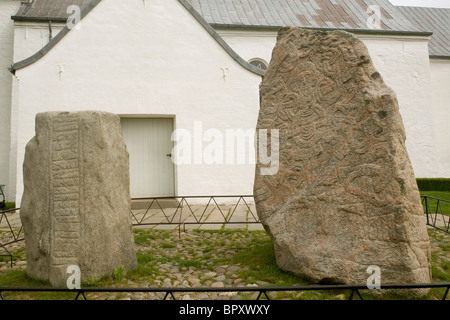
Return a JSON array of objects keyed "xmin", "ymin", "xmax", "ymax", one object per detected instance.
[{"xmin": 21, "ymin": 111, "xmax": 137, "ymax": 286}]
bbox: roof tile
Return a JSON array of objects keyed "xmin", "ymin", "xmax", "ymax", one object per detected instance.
[
  {"xmin": 398, "ymin": 6, "xmax": 450, "ymax": 57},
  {"xmin": 11, "ymin": 0, "xmax": 449, "ymax": 57},
  {"xmin": 13, "ymin": 0, "xmax": 91, "ymax": 20}
]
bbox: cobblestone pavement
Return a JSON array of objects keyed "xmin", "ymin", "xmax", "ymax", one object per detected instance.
[
  {"xmin": 1, "ymin": 206, "xmax": 449, "ymax": 300},
  {"xmin": 0, "ymin": 202, "xmax": 269, "ymax": 300},
  {"xmin": 1, "ymin": 227, "xmax": 275, "ymax": 300}
]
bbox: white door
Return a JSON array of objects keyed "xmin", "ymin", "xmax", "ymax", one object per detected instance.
[{"xmin": 121, "ymin": 118, "xmax": 175, "ymax": 198}]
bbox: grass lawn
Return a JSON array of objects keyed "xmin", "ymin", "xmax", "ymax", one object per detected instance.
[
  {"xmin": 0, "ymin": 191, "xmax": 449, "ymax": 300},
  {"xmin": 1, "ymin": 226, "xmax": 449, "ymax": 300},
  {"xmin": 420, "ymin": 191, "xmax": 450, "ymax": 217},
  {"xmin": 420, "ymin": 191, "xmax": 450, "ymax": 200},
  {"xmin": 1, "ymin": 203, "xmax": 16, "ymax": 210}
]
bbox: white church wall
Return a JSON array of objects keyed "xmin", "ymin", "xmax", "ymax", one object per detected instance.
[
  {"xmin": 0, "ymin": 0, "xmax": 21, "ymax": 202},
  {"xmin": 360, "ymin": 34, "xmax": 438, "ymax": 178},
  {"xmin": 220, "ymin": 29, "xmax": 438, "ymax": 179},
  {"xmin": 217, "ymin": 29, "xmax": 278, "ymax": 68},
  {"xmin": 7, "ymin": 1, "xmax": 448, "ymax": 204},
  {"xmin": 11, "ymin": 0, "xmax": 262, "ymax": 205},
  {"xmin": 8, "ymin": 75, "xmax": 19, "ymax": 205},
  {"xmin": 13, "ymin": 21, "xmax": 65, "ymax": 62},
  {"xmin": 430, "ymin": 58, "xmax": 450, "ymax": 178},
  {"xmin": 9, "ymin": 22, "xmax": 65, "ymax": 202}
]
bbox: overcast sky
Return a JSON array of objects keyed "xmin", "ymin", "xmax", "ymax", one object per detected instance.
[{"xmin": 389, "ymin": 0, "xmax": 450, "ymax": 8}]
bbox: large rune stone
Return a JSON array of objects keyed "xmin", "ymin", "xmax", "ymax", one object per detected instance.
[
  {"xmin": 21, "ymin": 111, "xmax": 137, "ymax": 286},
  {"xmin": 254, "ymin": 27, "xmax": 432, "ymax": 286}
]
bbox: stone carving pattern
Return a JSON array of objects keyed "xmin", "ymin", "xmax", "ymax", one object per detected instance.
[
  {"xmin": 50, "ymin": 114, "xmax": 81, "ymax": 270},
  {"xmin": 255, "ymin": 28, "xmax": 431, "ymax": 285},
  {"xmin": 257, "ymin": 29, "xmax": 406, "ymax": 220}
]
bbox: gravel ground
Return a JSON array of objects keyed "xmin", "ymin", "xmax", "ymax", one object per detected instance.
[
  {"xmin": 116, "ymin": 229, "xmax": 273, "ymax": 300},
  {"xmin": 1, "ymin": 226, "xmax": 449, "ymax": 300},
  {"xmin": 0, "ymin": 228, "xmax": 275, "ymax": 300}
]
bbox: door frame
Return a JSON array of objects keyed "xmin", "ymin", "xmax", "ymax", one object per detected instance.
[{"xmin": 119, "ymin": 114, "xmax": 177, "ymax": 199}]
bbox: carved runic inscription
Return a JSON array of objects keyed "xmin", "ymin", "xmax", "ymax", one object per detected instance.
[
  {"xmin": 22, "ymin": 111, "xmax": 138, "ymax": 287},
  {"xmin": 50, "ymin": 114, "xmax": 81, "ymax": 268}
]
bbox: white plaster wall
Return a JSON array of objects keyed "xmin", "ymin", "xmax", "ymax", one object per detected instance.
[
  {"xmin": 220, "ymin": 29, "xmax": 438, "ymax": 178},
  {"xmin": 218, "ymin": 30, "xmax": 277, "ymax": 67},
  {"xmin": 360, "ymin": 35, "xmax": 438, "ymax": 178},
  {"xmin": 8, "ymin": 20, "xmax": 65, "ymax": 203},
  {"xmin": 13, "ymin": 22, "xmax": 65, "ymax": 62},
  {"xmin": 12, "ymin": 0, "xmax": 262, "ymax": 204},
  {"xmin": 8, "ymin": 75, "xmax": 19, "ymax": 205},
  {"xmin": 0, "ymin": 0, "xmax": 21, "ymax": 202},
  {"xmin": 430, "ymin": 59, "xmax": 450, "ymax": 177}
]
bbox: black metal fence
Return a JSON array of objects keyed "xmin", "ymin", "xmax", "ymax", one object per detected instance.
[
  {"xmin": 421, "ymin": 195, "xmax": 450, "ymax": 234},
  {"xmin": 1, "ymin": 196, "xmax": 450, "ymax": 301},
  {"xmin": 129, "ymin": 195, "xmax": 450, "ymax": 235},
  {"xmin": 130, "ymin": 195, "xmax": 259, "ymax": 233},
  {"xmin": 1, "ymin": 195, "xmax": 450, "ymax": 266},
  {"xmin": 0, "ymin": 208, "xmax": 24, "ymax": 267},
  {"xmin": 1, "ymin": 282, "xmax": 449, "ymax": 300}
]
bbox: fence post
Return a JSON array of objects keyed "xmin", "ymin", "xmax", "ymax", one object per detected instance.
[{"xmin": 424, "ymin": 196, "xmax": 430, "ymax": 226}]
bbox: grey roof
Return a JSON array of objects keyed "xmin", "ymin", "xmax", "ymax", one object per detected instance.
[
  {"xmin": 12, "ymin": 0, "xmax": 92, "ymax": 21},
  {"xmin": 11, "ymin": 0, "xmax": 450, "ymax": 58},
  {"xmin": 13, "ymin": 0, "xmax": 426, "ymax": 34},
  {"xmin": 397, "ymin": 6, "xmax": 450, "ymax": 58},
  {"xmin": 185, "ymin": 0, "xmax": 425, "ymax": 34},
  {"xmin": 10, "ymin": 0, "xmax": 265, "ymax": 76}
]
